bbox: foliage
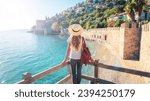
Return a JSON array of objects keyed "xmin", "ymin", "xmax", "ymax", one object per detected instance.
[
  {"xmin": 51, "ymin": 22, "xmax": 60, "ymax": 32},
  {"xmin": 95, "ymin": 0, "xmax": 99, "ymax": 4},
  {"xmin": 124, "ymin": 0, "xmax": 147, "ymax": 22},
  {"xmin": 49, "ymin": 0, "xmax": 128, "ymax": 29},
  {"xmin": 141, "ymin": 20, "xmax": 150, "ymax": 25},
  {"xmin": 114, "ymin": 19, "xmax": 123, "ymax": 27},
  {"xmin": 86, "ymin": 20, "xmax": 91, "ymax": 30}
]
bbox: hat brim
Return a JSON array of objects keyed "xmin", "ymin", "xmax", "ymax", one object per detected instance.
[{"xmin": 68, "ymin": 24, "xmax": 83, "ymax": 36}]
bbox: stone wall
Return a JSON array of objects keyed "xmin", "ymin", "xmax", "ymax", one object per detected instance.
[
  {"xmin": 123, "ymin": 23, "xmax": 141, "ymax": 60},
  {"xmin": 140, "ymin": 23, "xmax": 150, "ymax": 66},
  {"xmin": 83, "ymin": 27, "xmax": 124, "ymax": 60},
  {"xmin": 83, "ymin": 23, "xmax": 142, "ymax": 60},
  {"xmin": 83, "ymin": 22, "xmax": 150, "ymax": 83}
]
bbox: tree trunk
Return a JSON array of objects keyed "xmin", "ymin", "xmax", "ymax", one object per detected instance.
[
  {"xmin": 128, "ymin": 13, "xmax": 135, "ymax": 22},
  {"xmin": 137, "ymin": 7, "xmax": 142, "ymax": 22},
  {"xmin": 137, "ymin": 12, "xmax": 140, "ymax": 23},
  {"xmin": 145, "ymin": 12, "xmax": 147, "ymax": 19}
]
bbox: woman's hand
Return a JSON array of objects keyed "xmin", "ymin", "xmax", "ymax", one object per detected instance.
[{"xmin": 61, "ymin": 58, "xmax": 68, "ymax": 65}]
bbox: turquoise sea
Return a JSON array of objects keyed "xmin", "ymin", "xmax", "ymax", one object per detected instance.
[{"xmin": 0, "ymin": 30, "xmax": 94, "ymax": 84}]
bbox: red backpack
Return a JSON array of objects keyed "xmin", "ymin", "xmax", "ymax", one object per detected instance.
[{"xmin": 81, "ymin": 37, "xmax": 95, "ymax": 66}]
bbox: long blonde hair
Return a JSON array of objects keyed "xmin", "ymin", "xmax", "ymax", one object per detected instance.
[{"xmin": 70, "ymin": 35, "xmax": 82, "ymax": 51}]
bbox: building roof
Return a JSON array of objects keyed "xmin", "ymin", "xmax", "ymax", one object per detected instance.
[{"xmin": 108, "ymin": 12, "xmax": 129, "ymax": 19}]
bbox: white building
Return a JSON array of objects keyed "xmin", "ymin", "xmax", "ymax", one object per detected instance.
[
  {"xmin": 140, "ymin": 12, "xmax": 150, "ymax": 20},
  {"xmin": 107, "ymin": 12, "xmax": 132, "ymax": 22},
  {"xmin": 36, "ymin": 20, "xmax": 46, "ymax": 30},
  {"xmin": 76, "ymin": 7, "xmax": 84, "ymax": 13}
]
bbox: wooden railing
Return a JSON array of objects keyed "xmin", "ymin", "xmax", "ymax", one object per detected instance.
[
  {"xmin": 98, "ymin": 63, "xmax": 150, "ymax": 78},
  {"xmin": 17, "ymin": 61, "xmax": 71, "ymax": 84},
  {"xmin": 17, "ymin": 60, "xmax": 150, "ymax": 84},
  {"xmin": 81, "ymin": 63, "xmax": 150, "ymax": 84}
]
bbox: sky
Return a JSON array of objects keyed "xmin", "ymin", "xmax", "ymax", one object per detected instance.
[{"xmin": 0, "ymin": 0, "xmax": 84, "ymax": 31}]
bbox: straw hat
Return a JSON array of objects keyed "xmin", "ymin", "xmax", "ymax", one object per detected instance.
[{"xmin": 68, "ymin": 24, "xmax": 83, "ymax": 36}]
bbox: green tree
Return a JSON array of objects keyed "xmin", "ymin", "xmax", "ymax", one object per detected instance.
[
  {"xmin": 104, "ymin": 9, "xmax": 110, "ymax": 18},
  {"xmin": 60, "ymin": 21, "xmax": 69, "ymax": 28},
  {"xmin": 79, "ymin": 11, "xmax": 84, "ymax": 16},
  {"xmin": 95, "ymin": 0, "xmax": 99, "ymax": 3},
  {"xmin": 70, "ymin": 18, "xmax": 79, "ymax": 25},
  {"xmin": 105, "ymin": 0, "xmax": 111, "ymax": 3},
  {"xmin": 98, "ymin": 19, "xmax": 107, "ymax": 28},
  {"xmin": 95, "ymin": 12, "xmax": 100, "ymax": 18},
  {"xmin": 79, "ymin": 20, "xmax": 84, "ymax": 26},
  {"xmin": 90, "ymin": 23, "xmax": 98, "ymax": 28},
  {"xmin": 114, "ymin": 19, "xmax": 122, "ymax": 27},
  {"xmin": 86, "ymin": 20, "xmax": 91, "ymax": 30},
  {"xmin": 124, "ymin": 0, "xmax": 147, "ymax": 22},
  {"xmin": 104, "ymin": 7, "xmax": 119, "ymax": 18},
  {"xmin": 83, "ymin": 14, "xmax": 88, "ymax": 19},
  {"xmin": 124, "ymin": 0, "xmax": 135, "ymax": 21},
  {"xmin": 133, "ymin": 0, "xmax": 147, "ymax": 22}
]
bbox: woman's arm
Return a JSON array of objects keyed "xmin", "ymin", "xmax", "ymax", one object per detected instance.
[{"xmin": 62, "ymin": 43, "xmax": 70, "ymax": 63}]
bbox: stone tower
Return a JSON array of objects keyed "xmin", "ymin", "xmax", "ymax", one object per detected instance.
[{"xmin": 122, "ymin": 22, "xmax": 142, "ymax": 60}]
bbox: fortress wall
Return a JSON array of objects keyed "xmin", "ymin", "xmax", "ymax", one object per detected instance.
[
  {"xmin": 142, "ymin": 23, "xmax": 150, "ymax": 32},
  {"xmin": 123, "ymin": 23, "xmax": 141, "ymax": 60},
  {"xmin": 140, "ymin": 23, "xmax": 150, "ymax": 64},
  {"xmin": 83, "ymin": 22, "xmax": 150, "ymax": 83},
  {"xmin": 120, "ymin": 23, "xmax": 150, "ymax": 83},
  {"xmin": 83, "ymin": 27, "xmax": 124, "ymax": 59},
  {"xmin": 83, "ymin": 23, "xmax": 143, "ymax": 61}
]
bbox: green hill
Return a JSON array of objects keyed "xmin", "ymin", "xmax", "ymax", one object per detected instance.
[
  {"xmin": 43, "ymin": 0, "xmax": 149, "ymax": 32},
  {"xmin": 50, "ymin": 0, "xmax": 126, "ymax": 29}
]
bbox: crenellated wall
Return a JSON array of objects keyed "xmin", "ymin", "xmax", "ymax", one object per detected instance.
[
  {"xmin": 83, "ymin": 22, "xmax": 150, "ymax": 83},
  {"xmin": 83, "ymin": 23, "xmax": 142, "ymax": 60},
  {"xmin": 122, "ymin": 23, "xmax": 141, "ymax": 60},
  {"xmin": 140, "ymin": 22, "xmax": 150, "ymax": 66}
]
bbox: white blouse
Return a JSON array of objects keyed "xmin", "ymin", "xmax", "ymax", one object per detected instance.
[{"xmin": 67, "ymin": 37, "xmax": 82, "ymax": 59}]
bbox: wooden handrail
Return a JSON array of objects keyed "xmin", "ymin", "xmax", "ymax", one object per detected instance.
[
  {"xmin": 81, "ymin": 74, "xmax": 115, "ymax": 84},
  {"xmin": 17, "ymin": 61, "xmax": 69, "ymax": 84},
  {"xmin": 56, "ymin": 74, "xmax": 71, "ymax": 84},
  {"xmin": 98, "ymin": 63, "xmax": 150, "ymax": 78},
  {"xmin": 32, "ymin": 62, "xmax": 69, "ymax": 82},
  {"xmin": 17, "ymin": 59, "xmax": 150, "ymax": 84}
]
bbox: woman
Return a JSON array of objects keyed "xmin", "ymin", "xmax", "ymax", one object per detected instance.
[{"xmin": 62, "ymin": 24, "xmax": 84, "ymax": 84}]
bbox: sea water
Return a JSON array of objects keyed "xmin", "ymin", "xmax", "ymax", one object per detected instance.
[{"xmin": 0, "ymin": 30, "xmax": 94, "ymax": 84}]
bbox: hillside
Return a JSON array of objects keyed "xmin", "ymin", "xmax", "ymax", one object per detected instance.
[
  {"xmin": 32, "ymin": 0, "xmax": 149, "ymax": 34},
  {"xmin": 49, "ymin": 0, "xmax": 126, "ymax": 29}
]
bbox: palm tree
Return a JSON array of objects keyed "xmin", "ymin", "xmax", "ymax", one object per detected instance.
[
  {"xmin": 124, "ymin": 0, "xmax": 135, "ymax": 21},
  {"xmin": 124, "ymin": 0, "xmax": 147, "ymax": 22},
  {"xmin": 132, "ymin": 0, "xmax": 147, "ymax": 22}
]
